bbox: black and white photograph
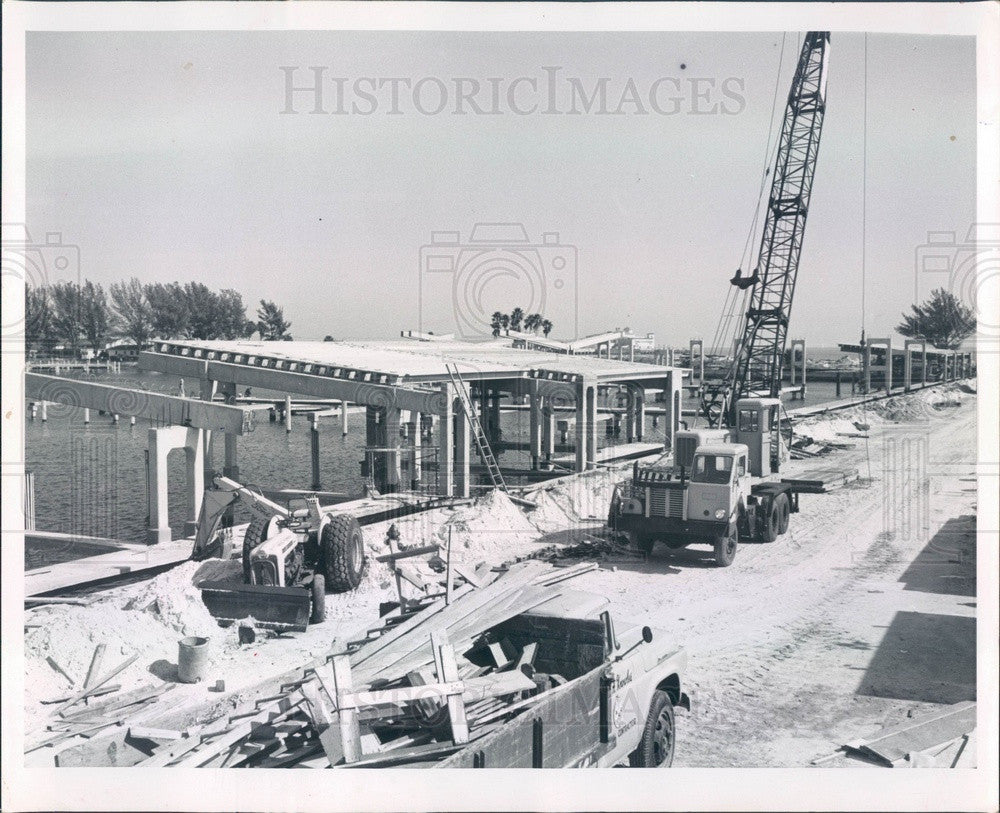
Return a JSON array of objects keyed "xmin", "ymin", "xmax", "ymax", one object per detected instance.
[{"xmin": 1, "ymin": 2, "xmax": 997, "ymax": 811}]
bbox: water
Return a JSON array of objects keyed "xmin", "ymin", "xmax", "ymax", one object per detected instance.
[{"xmin": 24, "ymin": 369, "xmax": 850, "ymax": 553}]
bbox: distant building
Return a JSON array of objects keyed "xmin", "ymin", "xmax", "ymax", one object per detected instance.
[{"xmin": 632, "ymin": 332, "xmax": 656, "ymax": 353}]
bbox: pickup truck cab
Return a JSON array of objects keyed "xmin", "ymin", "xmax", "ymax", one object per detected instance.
[{"xmin": 437, "ymin": 590, "xmax": 689, "ymax": 768}]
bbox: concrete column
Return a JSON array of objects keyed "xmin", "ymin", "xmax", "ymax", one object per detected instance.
[
  {"xmin": 83, "ymin": 408, "xmax": 90, "ymax": 424},
  {"xmin": 183, "ymin": 430, "xmax": 205, "ymax": 537},
  {"xmin": 409, "ymin": 413, "xmax": 422, "ymax": 489},
  {"xmin": 661, "ymin": 372, "xmax": 681, "ymax": 452},
  {"xmin": 224, "ymin": 432, "xmax": 239, "ymax": 479},
  {"xmin": 635, "ymin": 387, "xmax": 646, "ymax": 442},
  {"xmin": 922, "ymin": 345, "xmax": 929, "ymax": 385},
  {"xmin": 147, "ymin": 429, "xmax": 172, "ymax": 544},
  {"xmin": 454, "ymin": 408, "xmax": 471, "ymax": 498},
  {"xmin": 284, "ymin": 394, "xmax": 292, "ymax": 432},
  {"xmin": 489, "ymin": 387, "xmax": 501, "ymax": 443},
  {"xmin": 689, "ymin": 339, "xmax": 704, "ymax": 385},
  {"xmin": 40, "ymin": 401, "xmax": 48, "ymax": 422},
  {"xmin": 438, "ymin": 383, "xmax": 455, "ymax": 496},
  {"xmin": 383, "ymin": 407, "xmax": 402, "ymax": 492},
  {"xmin": 310, "ymin": 412, "xmax": 322, "ymax": 491},
  {"xmin": 625, "ymin": 388, "xmax": 636, "ymax": 442},
  {"xmin": 528, "ymin": 380, "xmax": 542, "ymax": 470},
  {"xmin": 147, "ymin": 425, "xmax": 204, "ymax": 543},
  {"xmin": 586, "ymin": 385, "xmax": 598, "ymax": 470},
  {"xmin": 340, "ymin": 400, "xmax": 349, "ymax": 435},
  {"xmin": 542, "ymin": 398, "xmax": 555, "ymax": 465},
  {"xmin": 574, "ymin": 380, "xmax": 587, "ymax": 472},
  {"xmin": 884, "ymin": 339, "xmax": 893, "ymax": 392}
]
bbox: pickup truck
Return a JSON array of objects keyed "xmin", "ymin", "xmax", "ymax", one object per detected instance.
[{"xmin": 435, "ymin": 590, "xmax": 690, "ymax": 768}]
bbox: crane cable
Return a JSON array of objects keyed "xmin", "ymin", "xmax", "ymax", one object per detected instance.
[
  {"xmin": 860, "ymin": 33, "xmax": 873, "ymax": 481},
  {"xmin": 708, "ymin": 32, "xmax": 788, "ymax": 361}
]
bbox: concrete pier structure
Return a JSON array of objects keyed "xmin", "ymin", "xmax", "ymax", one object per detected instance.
[{"xmin": 139, "ymin": 339, "xmax": 682, "ymax": 498}]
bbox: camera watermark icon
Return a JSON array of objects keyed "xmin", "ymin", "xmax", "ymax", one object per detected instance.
[
  {"xmin": 1, "ymin": 223, "xmax": 81, "ymax": 347},
  {"xmin": 418, "ymin": 223, "xmax": 577, "ymax": 340},
  {"xmin": 914, "ymin": 222, "xmax": 1000, "ymax": 350},
  {"xmin": 881, "ymin": 430, "xmax": 930, "ymax": 544}
]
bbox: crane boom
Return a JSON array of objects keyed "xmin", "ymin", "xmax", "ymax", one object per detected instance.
[{"xmin": 701, "ymin": 32, "xmax": 830, "ymax": 427}]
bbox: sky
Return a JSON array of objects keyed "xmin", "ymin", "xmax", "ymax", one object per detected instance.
[{"xmin": 26, "ymin": 30, "xmax": 976, "ymax": 347}]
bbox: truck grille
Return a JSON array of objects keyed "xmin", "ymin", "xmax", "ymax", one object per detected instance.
[{"xmin": 648, "ymin": 486, "xmax": 684, "ymax": 518}]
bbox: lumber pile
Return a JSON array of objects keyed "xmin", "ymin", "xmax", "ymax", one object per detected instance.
[
  {"xmin": 136, "ymin": 559, "xmax": 597, "ymax": 768},
  {"xmin": 781, "ymin": 467, "xmax": 860, "ymax": 493}
]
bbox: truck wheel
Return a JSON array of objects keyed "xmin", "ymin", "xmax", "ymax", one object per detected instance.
[
  {"xmin": 322, "ymin": 515, "xmax": 365, "ymax": 593},
  {"xmin": 310, "ymin": 574, "xmax": 326, "ymax": 624},
  {"xmin": 242, "ymin": 514, "xmax": 276, "ymax": 584},
  {"xmin": 713, "ymin": 524, "xmax": 738, "ymax": 567},
  {"xmin": 628, "ymin": 690, "xmax": 675, "ymax": 768},
  {"xmin": 759, "ymin": 499, "xmax": 779, "ymax": 543},
  {"xmin": 775, "ymin": 494, "xmax": 790, "ymax": 535}
]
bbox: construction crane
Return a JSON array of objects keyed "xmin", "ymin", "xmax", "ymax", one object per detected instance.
[{"xmin": 700, "ymin": 31, "xmax": 830, "ymax": 428}]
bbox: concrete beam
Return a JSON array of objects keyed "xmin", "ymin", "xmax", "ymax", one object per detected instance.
[
  {"xmin": 139, "ymin": 351, "xmax": 444, "ymax": 416},
  {"xmin": 26, "ymin": 373, "xmax": 253, "ymax": 435}
]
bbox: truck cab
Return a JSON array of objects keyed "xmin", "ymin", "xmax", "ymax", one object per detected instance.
[{"xmin": 610, "ymin": 398, "xmax": 796, "ymax": 568}]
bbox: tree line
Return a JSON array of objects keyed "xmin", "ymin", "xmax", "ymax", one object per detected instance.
[
  {"xmin": 490, "ymin": 307, "xmax": 553, "ymax": 339},
  {"xmin": 25, "ymin": 278, "xmax": 294, "ymax": 354}
]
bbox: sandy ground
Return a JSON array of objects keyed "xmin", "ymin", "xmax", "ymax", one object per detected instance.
[{"xmin": 23, "ymin": 382, "xmax": 978, "ymax": 767}]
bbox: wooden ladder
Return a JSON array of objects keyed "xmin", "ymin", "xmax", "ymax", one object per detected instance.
[{"xmin": 445, "ymin": 364, "xmax": 507, "ymax": 493}]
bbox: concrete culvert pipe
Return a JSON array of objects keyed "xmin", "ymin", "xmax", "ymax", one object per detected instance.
[{"xmin": 177, "ymin": 636, "xmax": 210, "ymax": 683}]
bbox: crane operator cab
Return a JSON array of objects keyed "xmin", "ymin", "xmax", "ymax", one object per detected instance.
[{"xmin": 732, "ymin": 397, "xmax": 786, "ymax": 477}]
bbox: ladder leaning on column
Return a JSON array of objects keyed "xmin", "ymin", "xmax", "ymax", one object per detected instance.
[{"xmin": 444, "ymin": 363, "xmax": 507, "ymax": 493}]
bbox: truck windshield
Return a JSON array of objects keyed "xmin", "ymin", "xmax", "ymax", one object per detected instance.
[{"xmin": 691, "ymin": 454, "xmax": 734, "ymax": 484}]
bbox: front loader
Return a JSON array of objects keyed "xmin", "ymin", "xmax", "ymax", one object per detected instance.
[{"xmin": 194, "ymin": 476, "xmax": 366, "ymax": 631}]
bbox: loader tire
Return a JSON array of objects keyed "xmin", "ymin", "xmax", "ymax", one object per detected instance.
[
  {"xmin": 775, "ymin": 493, "xmax": 790, "ymax": 535},
  {"xmin": 713, "ymin": 524, "xmax": 738, "ymax": 567},
  {"xmin": 759, "ymin": 499, "xmax": 780, "ymax": 544},
  {"xmin": 628, "ymin": 690, "xmax": 675, "ymax": 768},
  {"xmin": 310, "ymin": 574, "xmax": 326, "ymax": 625},
  {"xmin": 242, "ymin": 514, "xmax": 276, "ymax": 584},
  {"xmin": 322, "ymin": 515, "xmax": 365, "ymax": 593}
]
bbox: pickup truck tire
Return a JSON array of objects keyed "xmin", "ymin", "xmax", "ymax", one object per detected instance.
[
  {"xmin": 759, "ymin": 499, "xmax": 780, "ymax": 543},
  {"xmin": 322, "ymin": 515, "xmax": 365, "ymax": 593},
  {"xmin": 776, "ymin": 493, "xmax": 790, "ymax": 535},
  {"xmin": 629, "ymin": 690, "xmax": 675, "ymax": 768},
  {"xmin": 713, "ymin": 525, "xmax": 739, "ymax": 567},
  {"xmin": 310, "ymin": 574, "xmax": 326, "ymax": 624}
]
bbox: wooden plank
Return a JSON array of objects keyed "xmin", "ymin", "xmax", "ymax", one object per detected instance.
[
  {"xmin": 374, "ymin": 544, "xmax": 440, "ymax": 563},
  {"xmin": 848, "ymin": 702, "xmax": 976, "ymax": 766},
  {"xmin": 136, "ymin": 732, "xmax": 206, "ymax": 767},
  {"xmin": 41, "ymin": 684, "xmax": 120, "ymax": 705},
  {"xmin": 57, "ymin": 653, "xmax": 139, "ymax": 714},
  {"xmin": 128, "ymin": 726, "xmax": 184, "ymax": 741},
  {"xmin": 83, "ymin": 644, "xmax": 107, "ymax": 690},
  {"xmin": 45, "ymin": 656, "xmax": 77, "ymax": 687},
  {"xmin": 330, "ymin": 657, "xmax": 362, "ymax": 763},
  {"xmin": 59, "ymin": 683, "xmax": 173, "ymax": 721},
  {"xmin": 432, "ymin": 631, "xmax": 469, "ymax": 745}
]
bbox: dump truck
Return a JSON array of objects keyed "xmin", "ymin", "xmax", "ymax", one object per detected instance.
[{"xmin": 609, "ymin": 397, "xmax": 801, "ymax": 567}]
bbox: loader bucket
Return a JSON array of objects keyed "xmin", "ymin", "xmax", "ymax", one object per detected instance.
[{"xmin": 199, "ymin": 581, "xmax": 312, "ymax": 632}]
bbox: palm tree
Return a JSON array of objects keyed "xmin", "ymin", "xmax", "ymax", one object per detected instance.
[
  {"xmin": 490, "ymin": 311, "xmax": 504, "ymax": 338},
  {"xmin": 509, "ymin": 307, "xmax": 524, "ymax": 332},
  {"xmin": 500, "ymin": 314, "xmax": 510, "ymax": 335},
  {"xmin": 541, "ymin": 319, "xmax": 553, "ymax": 337},
  {"xmin": 523, "ymin": 313, "xmax": 540, "ymax": 333}
]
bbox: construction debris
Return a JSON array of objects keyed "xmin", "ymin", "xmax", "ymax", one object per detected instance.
[
  {"xmin": 119, "ymin": 560, "xmax": 601, "ymax": 768},
  {"xmin": 816, "ymin": 702, "xmax": 977, "ymax": 768}
]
